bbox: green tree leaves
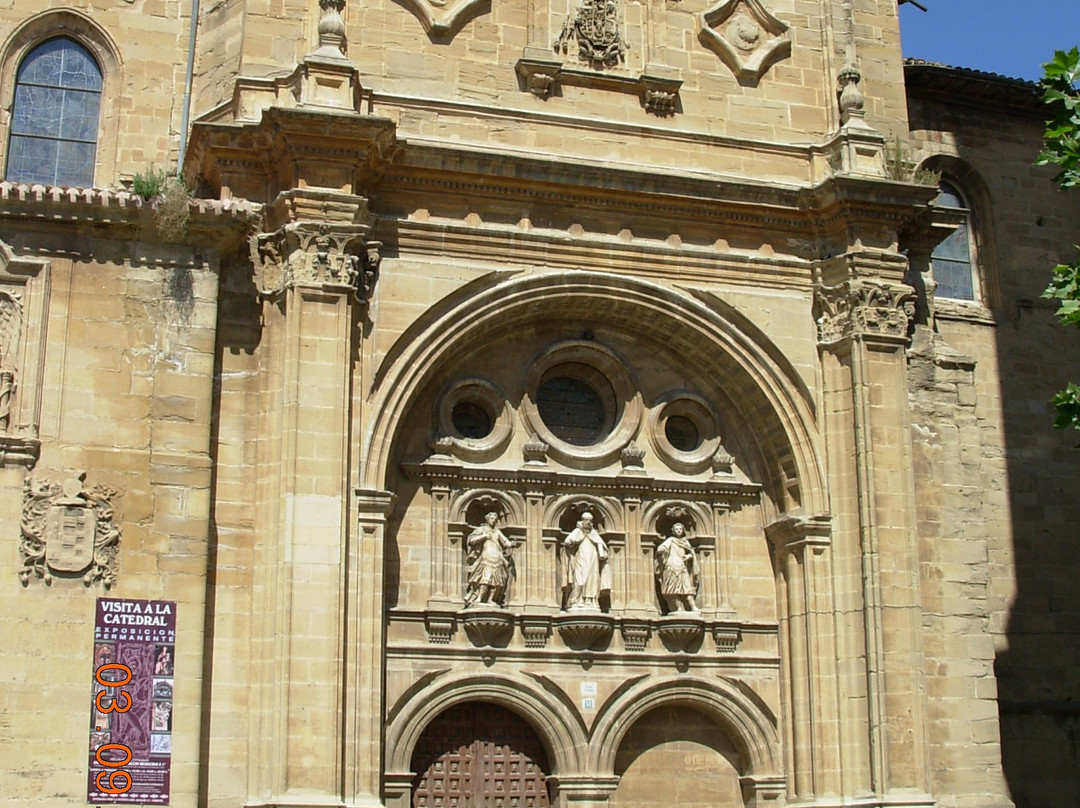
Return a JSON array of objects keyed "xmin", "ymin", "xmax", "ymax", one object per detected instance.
[
  {"xmin": 1038, "ymin": 48, "xmax": 1080, "ymax": 433},
  {"xmin": 1037, "ymin": 47, "xmax": 1080, "ymax": 189}
]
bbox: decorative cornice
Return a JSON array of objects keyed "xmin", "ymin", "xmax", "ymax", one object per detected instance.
[
  {"xmin": 186, "ymin": 107, "xmax": 398, "ymax": 203},
  {"xmin": 402, "ymin": 458, "xmax": 763, "ymax": 501}
]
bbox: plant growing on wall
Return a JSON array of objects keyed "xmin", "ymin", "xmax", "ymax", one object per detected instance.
[
  {"xmin": 131, "ymin": 165, "xmax": 190, "ymax": 241},
  {"xmin": 1037, "ymin": 47, "xmax": 1080, "ymax": 431}
]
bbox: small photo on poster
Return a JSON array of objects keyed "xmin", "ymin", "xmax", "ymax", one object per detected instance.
[
  {"xmin": 153, "ymin": 645, "xmax": 174, "ymax": 676},
  {"xmin": 150, "ymin": 733, "xmax": 172, "ymax": 755},
  {"xmin": 90, "ymin": 731, "xmax": 110, "ymax": 752},
  {"xmin": 93, "ymin": 643, "xmax": 115, "ymax": 669},
  {"xmin": 152, "ymin": 700, "xmax": 173, "ymax": 733},
  {"xmin": 153, "ymin": 678, "xmax": 173, "ymax": 700}
]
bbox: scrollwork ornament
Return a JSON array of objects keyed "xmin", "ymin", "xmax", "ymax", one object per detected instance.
[
  {"xmin": 18, "ymin": 472, "xmax": 121, "ymax": 588},
  {"xmin": 815, "ymin": 280, "xmax": 915, "ymax": 345}
]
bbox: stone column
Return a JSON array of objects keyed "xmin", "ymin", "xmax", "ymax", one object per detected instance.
[
  {"xmin": 430, "ymin": 483, "xmax": 451, "ymax": 603},
  {"xmin": 346, "ymin": 488, "xmax": 396, "ymax": 807},
  {"xmin": 816, "ymin": 277, "xmax": 932, "ymax": 803},
  {"xmin": 621, "ymin": 494, "xmax": 650, "ymax": 614},
  {"xmin": 248, "ymin": 189, "xmax": 380, "ymax": 807},
  {"xmin": 524, "ymin": 487, "xmax": 547, "ymax": 608},
  {"xmin": 766, "ymin": 515, "xmax": 841, "ymax": 801},
  {"xmin": 712, "ymin": 501, "xmax": 733, "ymax": 614}
]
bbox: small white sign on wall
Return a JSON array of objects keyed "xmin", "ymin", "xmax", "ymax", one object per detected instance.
[{"xmin": 581, "ymin": 681, "xmax": 598, "ymax": 710}]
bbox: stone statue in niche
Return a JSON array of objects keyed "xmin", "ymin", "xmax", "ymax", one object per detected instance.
[
  {"xmin": 561, "ymin": 511, "xmax": 611, "ymax": 611},
  {"xmin": 656, "ymin": 522, "xmax": 699, "ymax": 612},
  {"xmin": 463, "ymin": 511, "xmax": 515, "ymax": 608},
  {"xmin": 0, "ymin": 290, "xmax": 23, "ymax": 434}
]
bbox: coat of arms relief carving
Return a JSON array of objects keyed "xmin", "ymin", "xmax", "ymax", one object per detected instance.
[
  {"xmin": 18, "ymin": 472, "xmax": 122, "ymax": 588},
  {"xmin": 555, "ymin": 0, "xmax": 628, "ymax": 68}
]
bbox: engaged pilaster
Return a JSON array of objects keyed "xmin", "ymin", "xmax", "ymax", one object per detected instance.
[
  {"xmin": 815, "ymin": 274, "xmax": 933, "ymax": 803},
  {"xmin": 248, "ymin": 189, "xmax": 381, "ymax": 806}
]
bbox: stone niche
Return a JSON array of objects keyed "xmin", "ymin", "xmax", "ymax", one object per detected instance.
[{"xmin": 387, "ymin": 332, "xmax": 776, "ymax": 659}]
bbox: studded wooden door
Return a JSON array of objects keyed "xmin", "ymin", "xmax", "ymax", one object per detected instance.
[{"xmin": 411, "ymin": 702, "xmax": 551, "ymax": 808}]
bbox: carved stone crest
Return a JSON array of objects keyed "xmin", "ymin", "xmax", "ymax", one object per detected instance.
[
  {"xmin": 555, "ymin": 0, "xmax": 627, "ymax": 68},
  {"xmin": 815, "ymin": 280, "xmax": 916, "ymax": 345},
  {"xmin": 19, "ymin": 472, "xmax": 121, "ymax": 587}
]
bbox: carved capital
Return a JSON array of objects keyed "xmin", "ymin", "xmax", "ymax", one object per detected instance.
[
  {"xmin": 251, "ymin": 221, "xmax": 380, "ymax": 304},
  {"xmin": 814, "ymin": 279, "xmax": 915, "ymax": 345},
  {"xmin": 19, "ymin": 472, "xmax": 121, "ymax": 588}
]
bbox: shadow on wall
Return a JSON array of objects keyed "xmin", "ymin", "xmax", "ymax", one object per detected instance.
[{"xmin": 907, "ymin": 90, "xmax": 1080, "ymax": 806}]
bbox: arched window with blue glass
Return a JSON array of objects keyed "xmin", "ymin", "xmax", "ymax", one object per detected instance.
[
  {"xmin": 5, "ymin": 37, "xmax": 102, "ymax": 187},
  {"xmin": 930, "ymin": 180, "xmax": 979, "ymax": 302}
]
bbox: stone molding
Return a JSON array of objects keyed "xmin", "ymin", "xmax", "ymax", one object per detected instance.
[
  {"xmin": 393, "ymin": 0, "xmax": 490, "ymax": 35},
  {"xmin": 815, "ymin": 279, "xmax": 916, "ymax": 346},
  {"xmin": 0, "ymin": 183, "xmax": 258, "ymax": 254},
  {"xmin": 516, "ymin": 57, "xmax": 684, "ymax": 115},
  {"xmin": 402, "ymin": 608, "xmax": 751, "ymax": 654}
]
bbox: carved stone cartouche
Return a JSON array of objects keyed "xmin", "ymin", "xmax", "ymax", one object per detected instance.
[
  {"xmin": 555, "ymin": 0, "xmax": 627, "ymax": 68},
  {"xmin": 19, "ymin": 472, "xmax": 121, "ymax": 588}
]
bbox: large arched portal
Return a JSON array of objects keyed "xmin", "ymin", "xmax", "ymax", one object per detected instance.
[
  {"xmin": 411, "ymin": 702, "xmax": 552, "ymax": 808},
  {"xmin": 613, "ymin": 705, "xmax": 743, "ymax": 808}
]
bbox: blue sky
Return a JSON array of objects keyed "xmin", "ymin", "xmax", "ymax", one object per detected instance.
[{"xmin": 899, "ymin": 0, "xmax": 1080, "ymax": 82}]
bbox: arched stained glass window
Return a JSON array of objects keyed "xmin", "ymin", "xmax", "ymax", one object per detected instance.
[
  {"xmin": 931, "ymin": 180, "xmax": 978, "ymax": 301},
  {"xmin": 6, "ymin": 37, "xmax": 102, "ymax": 187}
]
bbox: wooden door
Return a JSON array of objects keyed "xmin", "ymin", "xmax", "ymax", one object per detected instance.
[{"xmin": 411, "ymin": 702, "xmax": 551, "ymax": 808}]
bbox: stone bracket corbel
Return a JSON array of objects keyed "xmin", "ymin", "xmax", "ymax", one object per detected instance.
[
  {"xmin": 514, "ymin": 57, "xmax": 683, "ymax": 116},
  {"xmin": 764, "ymin": 513, "xmax": 832, "ymax": 558}
]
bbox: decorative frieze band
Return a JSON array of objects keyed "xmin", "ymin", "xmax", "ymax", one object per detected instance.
[{"xmin": 814, "ymin": 279, "xmax": 916, "ymax": 346}]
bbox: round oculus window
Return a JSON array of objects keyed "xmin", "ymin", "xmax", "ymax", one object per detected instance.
[
  {"xmin": 451, "ymin": 400, "xmax": 494, "ymax": 439},
  {"xmin": 664, "ymin": 415, "xmax": 700, "ymax": 452},
  {"xmin": 536, "ymin": 373, "xmax": 611, "ymax": 446}
]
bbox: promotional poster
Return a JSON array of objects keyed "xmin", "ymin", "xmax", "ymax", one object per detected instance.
[{"xmin": 87, "ymin": 598, "xmax": 176, "ymax": 804}]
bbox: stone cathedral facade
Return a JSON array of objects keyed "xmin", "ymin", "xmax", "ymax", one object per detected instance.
[{"xmin": 1, "ymin": 1, "xmax": 1078, "ymax": 808}]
